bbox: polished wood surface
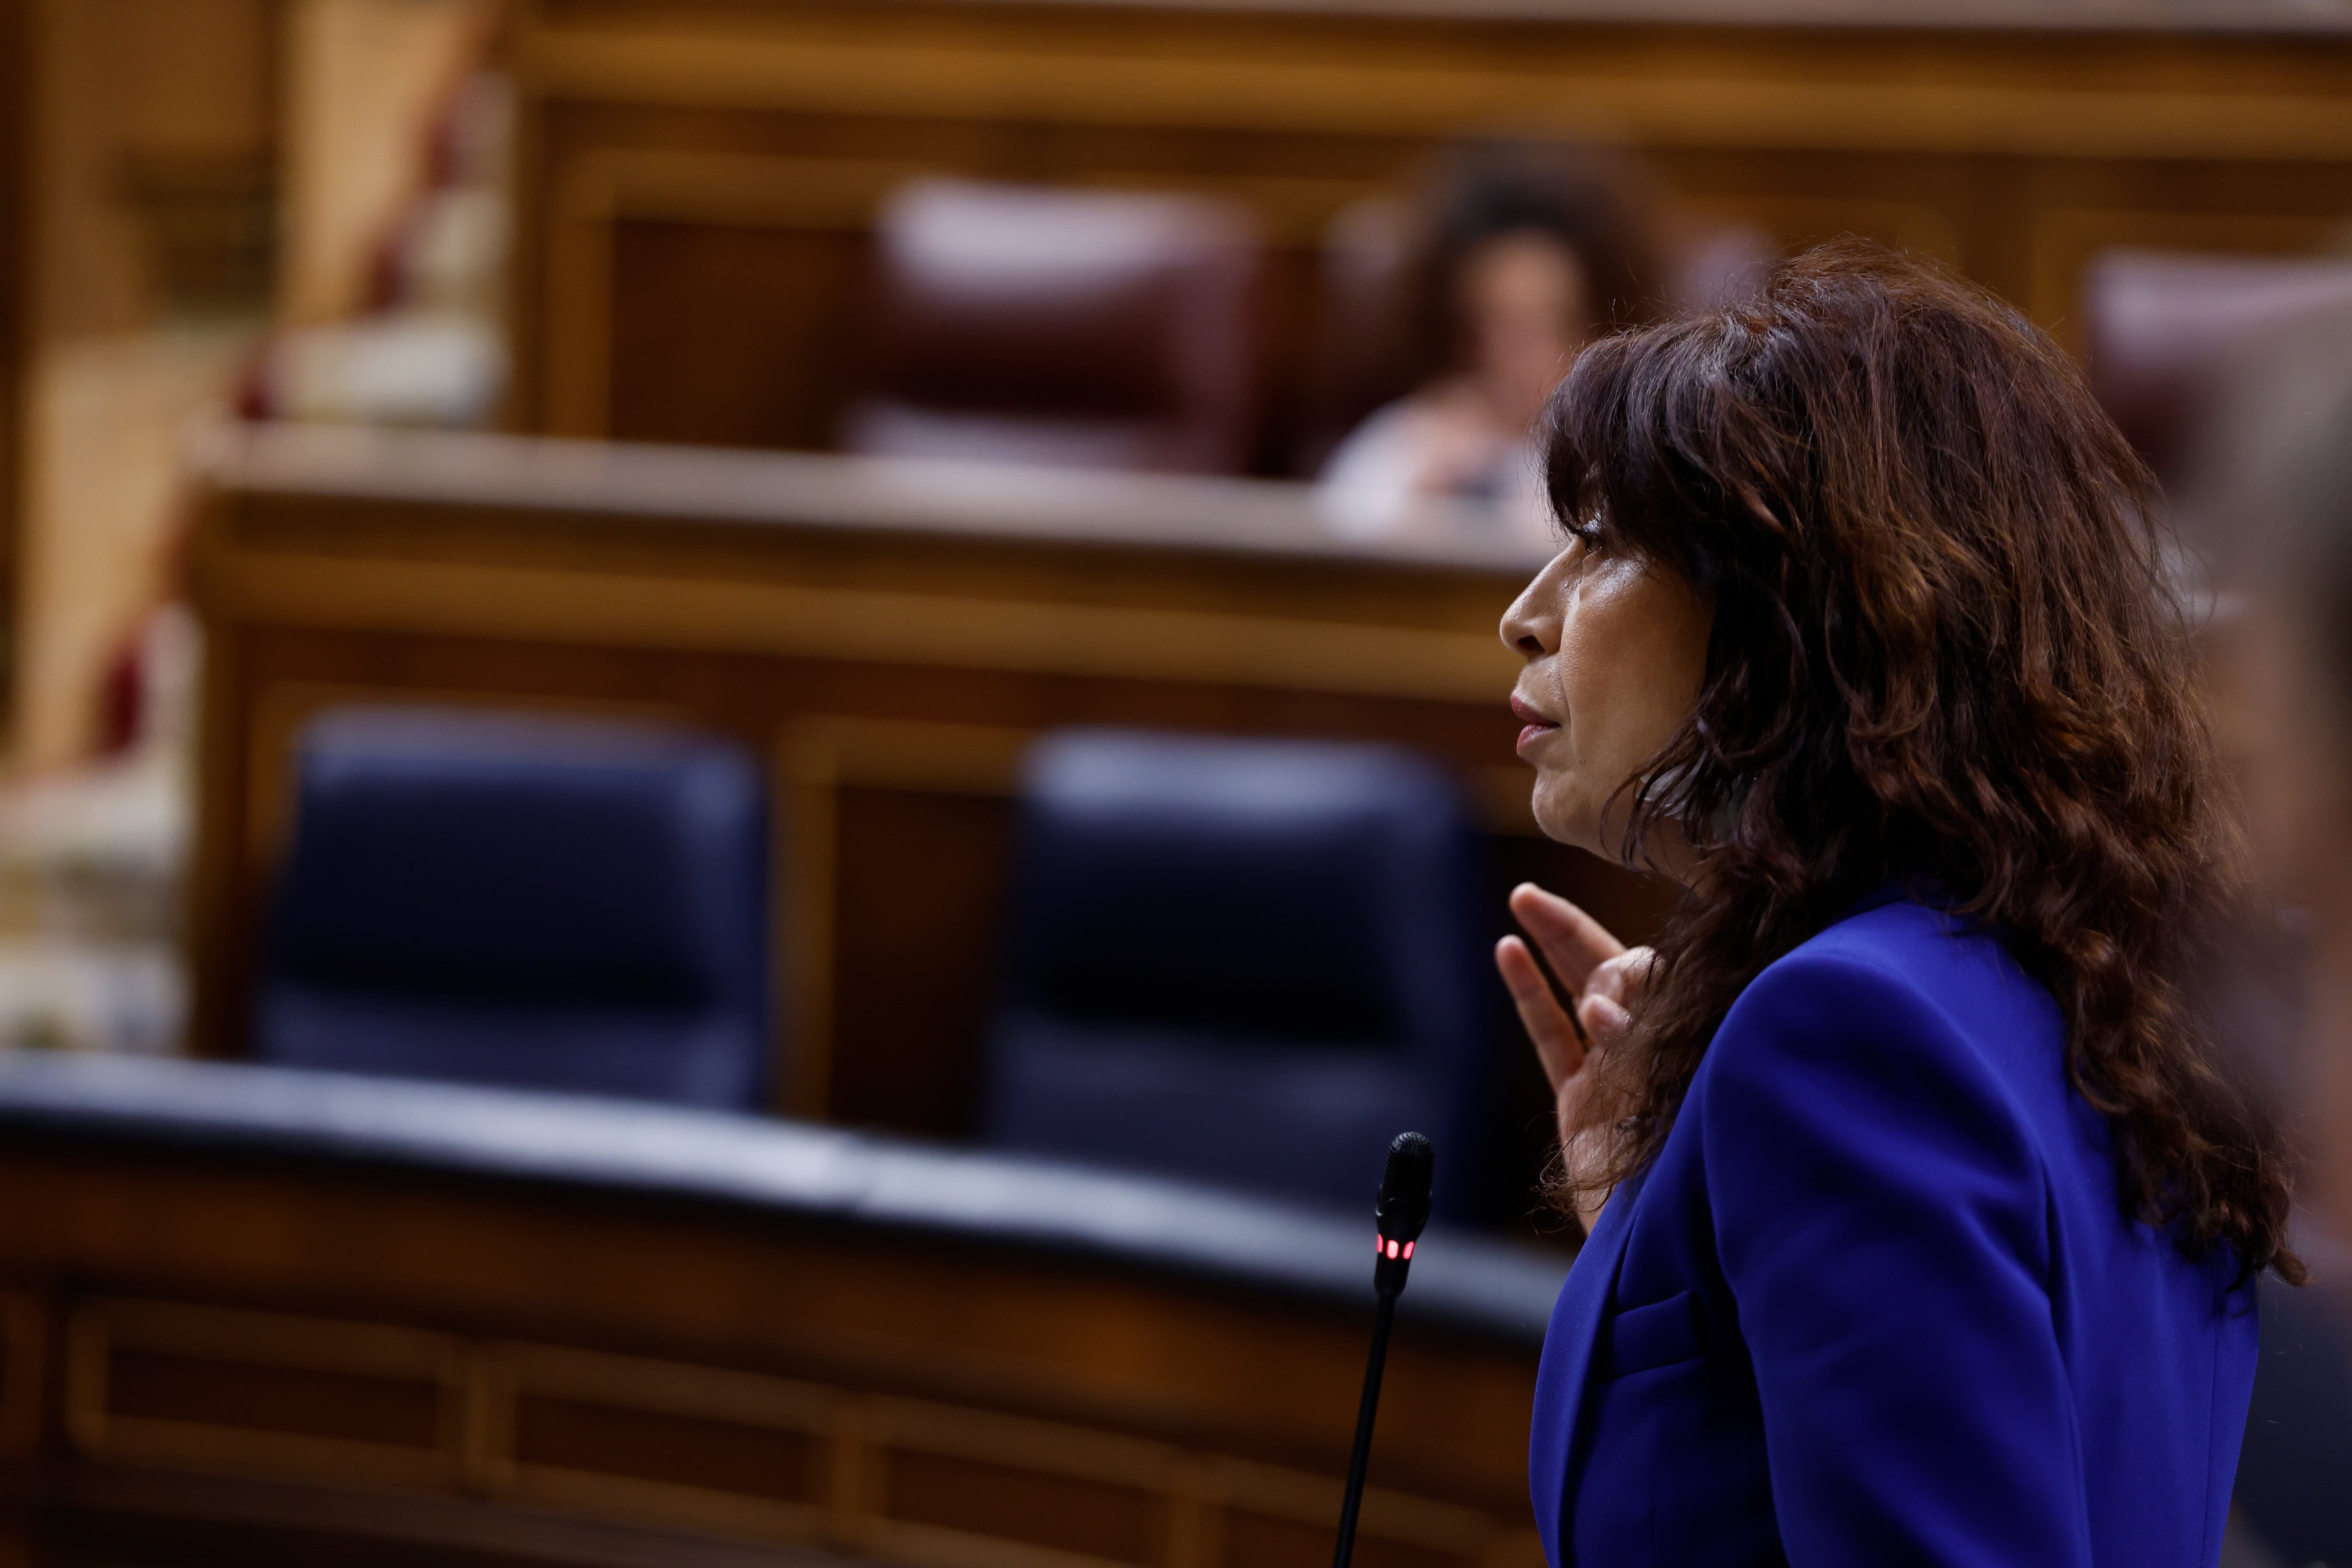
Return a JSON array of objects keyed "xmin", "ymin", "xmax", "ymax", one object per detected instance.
[
  {"xmin": 729, "ymin": 0, "xmax": 2352, "ymax": 23},
  {"xmin": 0, "ymin": 1050, "xmax": 1558, "ymax": 1568},
  {"xmin": 0, "ymin": 0, "xmax": 30, "ymax": 725},
  {"xmin": 505, "ymin": 0, "xmax": 2352, "ymax": 471},
  {"xmin": 184, "ymin": 425, "xmax": 1673, "ymax": 1193}
]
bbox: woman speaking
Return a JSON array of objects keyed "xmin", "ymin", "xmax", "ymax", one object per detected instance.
[{"xmin": 1494, "ymin": 245, "xmax": 2295, "ymax": 1566}]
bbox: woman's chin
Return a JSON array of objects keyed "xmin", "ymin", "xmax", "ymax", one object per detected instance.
[{"xmin": 1528, "ymin": 780, "xmax": 1605, "ymax": 855}]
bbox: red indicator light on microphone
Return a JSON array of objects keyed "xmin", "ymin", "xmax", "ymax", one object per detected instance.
[
  {"xmin": 1402, "ymin": 1241, "xmax": 1414, "ymax": 1260},
  {"xmin": 1386, "ymin": 1239, "xmax": 1400, "ymax": 1259}
]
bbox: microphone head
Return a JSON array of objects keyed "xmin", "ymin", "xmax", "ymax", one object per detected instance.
[{"xmin": 1375, "ymin": 1131, "xmax": 1435, "ymax": 1243}]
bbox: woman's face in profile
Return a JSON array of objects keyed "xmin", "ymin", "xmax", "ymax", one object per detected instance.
[{"xmin": 1501, "ymin": 520, "xmax": 1714, "ymax": 866}]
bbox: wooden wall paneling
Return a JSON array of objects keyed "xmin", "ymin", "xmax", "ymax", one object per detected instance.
[
  {"xmin": 778, "ymin": 716, "xmax": 1033, "ymax": 1127},
  {"xmin": 50, "ymin": 1298, "xmax": 1528, "ymax": 1568},
  {"xmin": 508, "ymin": 6, "xmax": 2352, "ymax": 158},
  {"xmin": 0, "ymin": 1291, "xmax": 39, "ymax": 1461},
  {"xmin": 480, "ymin": 1341, "xmax": 837, "ymax": 1544},
  {"xmin": 542, "ymin": 147, "xmax": 920, "ymax": 442},
  {"xmin": 43, "ymin": 1472, "xmax": 847, "ymax": 1568},
  {"xmin": 606, "ymin": 219, "xmax": 874, "ymax": 450},
  {"xmin": 0, "ymin": 1132, "xmax": 1556, "ymax": 1567},
  {"xmin": 503, "ymin": 0, "xmax": 2352, "ymax": 466},
  {"xmin": 0, "ymin": 0, "xmax": 29, "ymax": 737},
  {"xmin": 824, "ymin": 784, "xmax": 1018, "ymax": 1138},
  {"xmin": 65, "ymin": 1298, "xmax": 468, "ymax": 1492},
  {"xmin": 184, "ymin": 528, "xmax": 255, "ymax": 1073},
  {"xmin": 0, "ymin": 1165, "xmax": 1526, "ymax": 1497},
  {"xmin": 1649, "ymin": 147, "xmax": 1980, "ymax": 270}
]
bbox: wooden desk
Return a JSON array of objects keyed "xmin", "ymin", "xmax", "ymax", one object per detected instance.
[
  {"xmin": 506, "ymin": 0, "xmax": 2352, "ymax": 469},
  {"xmin": 0, "ymin": 1049, "xmax": 1561, "ymax": 1568},
  {"xmin": 185, "ymin": 425, "xmax": 1669, "ymax": 1174}
]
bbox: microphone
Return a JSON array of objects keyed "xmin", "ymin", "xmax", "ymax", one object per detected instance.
[{"xmin": 1332, "ymin": 1132, "xmax": 1435, "ymax": 1568}]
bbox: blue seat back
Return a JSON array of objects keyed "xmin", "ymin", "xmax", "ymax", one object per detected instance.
[
  {"xmin": 984, "ymin": 729, "xmax": 1489, "ymax": 1215},
  {"xmin": 257, "ymin": 706, "xmax": 770, "ymax": 1109}
]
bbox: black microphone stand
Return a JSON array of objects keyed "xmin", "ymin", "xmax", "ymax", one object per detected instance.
[{"xmin": 1332, "ymin": 1132, "xmax": 1434, "ymax": 1568}]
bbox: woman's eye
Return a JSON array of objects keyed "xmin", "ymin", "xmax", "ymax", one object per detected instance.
[{"xmin": 1568, "ymin": 519, "xmax": 1606, "ymax": 553}]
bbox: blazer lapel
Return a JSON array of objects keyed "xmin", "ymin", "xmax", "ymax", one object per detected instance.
[{"xmin": 1527, "ymin": 1170, "xmax": 1644, "ymax": 1568}]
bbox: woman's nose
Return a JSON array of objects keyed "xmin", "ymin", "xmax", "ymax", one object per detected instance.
[{"xmin": 1500, "ymin": 550, "xmax": 1571, "ymax": 660}]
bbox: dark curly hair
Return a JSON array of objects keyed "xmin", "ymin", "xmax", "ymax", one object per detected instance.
[{"xmin": 1544, "ymin": 241, "xmax": 2299, "ymax": 1284}]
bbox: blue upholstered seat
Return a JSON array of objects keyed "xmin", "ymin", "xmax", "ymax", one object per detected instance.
[
  {"xmin": 983, "ymin": 729, "xmax": 1490, "ymax": 1217},
  {"xmin": 256, "ymin": 707, "xmax": 769, "ymax": 1109}
]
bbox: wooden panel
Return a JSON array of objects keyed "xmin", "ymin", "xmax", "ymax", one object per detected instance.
[
  {"xmin": 0, "ymin": 0, "xmax": 28, "ymax": 730},
  {"xmin": 503, "ymin": 0, "xmax": 2352, "ymax": 470},
  {"xmin": 607, "ymin": 221, "xmax": 873, "ymax": 451},
  {"xmin": 512, "ymin": 1397, "xmax": 821, "ymax": 1508},
  {"xmin": 826, "ymin": 786, "xmax": 1016, "ymax": 1137},
  {"xmin": 512, "ymin": 5, "xmax": 2352, "ymax": 157},
  {"xmin": 66, "ymin": 1300, "xmax": 466, "ymax": 1491},
  {"xmin": 0, "ymin": 1141, "xmax": 1549, "ymax": 1568},
  {"xmin": 485, "ymin": 1343, "xmax": 836, "ymax": 1541}
]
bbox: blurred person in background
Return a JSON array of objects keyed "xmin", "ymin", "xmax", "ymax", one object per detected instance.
[
  {"xmin": 1489, "ymin": 245, "xmax": 2292, "ymax": 1565},
  {"xmin": 1318, "ymin": 141, "xmax": 1661, "ymax": 546}
]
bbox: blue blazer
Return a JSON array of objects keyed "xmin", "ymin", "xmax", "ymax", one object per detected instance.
[{"xmin": 1530, "ymin": 891, "xmax": 2258, "ymax": 1567}]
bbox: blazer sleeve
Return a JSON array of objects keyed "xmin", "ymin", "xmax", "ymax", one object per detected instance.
[{"xmin": 1697, "ymin": 949, "xmax": 2092, "ymax": 1568}]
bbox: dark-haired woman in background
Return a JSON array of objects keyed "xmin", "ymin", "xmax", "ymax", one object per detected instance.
[
  {"xmin": 1317, "ymin": 143, "xmax": 1659, "ymax": 546},
  {"xmin": 1495, "ymin": 244, "xmax": 2295, "ymax": 1565}
]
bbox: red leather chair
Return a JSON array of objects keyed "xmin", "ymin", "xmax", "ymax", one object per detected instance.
[
  {"xmin": 2083, "ymin": 249, "xmax": 2352, "ymax": 486},
  {"xmin": 842, "ymin": 179, "xmax": 1263, "ymax": 475}
]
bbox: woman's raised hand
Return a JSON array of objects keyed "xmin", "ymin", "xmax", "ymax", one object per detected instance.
[{"xmin": 1496, "ymin": 883, "xmax": 1653, "ymax": 1225}]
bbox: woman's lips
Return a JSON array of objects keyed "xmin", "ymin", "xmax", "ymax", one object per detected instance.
[{"xmin": 1511, "ymin": 694, "xmax": 1559, "ymax": 752}]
